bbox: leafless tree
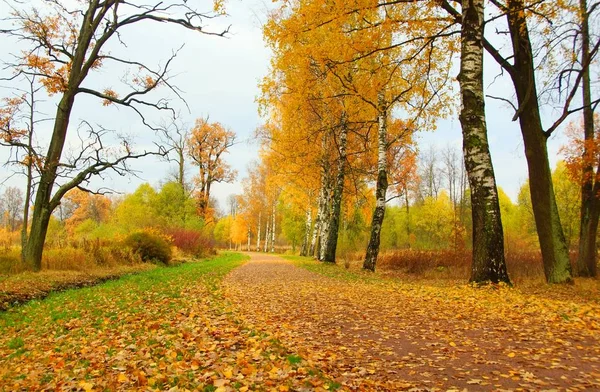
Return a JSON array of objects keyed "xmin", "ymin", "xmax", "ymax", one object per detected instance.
[{"xmin": 0, "ymin": 0, "xmax": 229, "ymax": 269}]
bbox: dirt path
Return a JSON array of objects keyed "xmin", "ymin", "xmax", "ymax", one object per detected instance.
[{"xmin": 224, "ymin": 253, "xmax": 600, "ymax": 391}]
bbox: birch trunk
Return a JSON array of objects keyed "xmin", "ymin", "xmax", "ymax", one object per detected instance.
[
  {"xmin": 577, "ymin": 0, "xmax": 598, "ymax": 277},
  {"xmin": 247, "ymin": 227, "xmax": 251, "ymax": 251},
  {"xmin": 318, "ymin": 183, "xmax": 332, "ymax": 262},
  {"xmin": 271, "ymin": 203, "xmax": 276, "ymax": 253},
  {"xmin": 309, "ymin": 199, "xmax": 322, "ymax": 257},
  {"xmin": 300, "ymin": 207, "xmax": 312, "ymax": 256},
  {"xmin": 506, "ymin": 0, "xmax": 572, "ymax": 283},
  {"xmin": 363, "ymin": 95, "xmax": 388, "ymax": 271},
  {"xmin": 256, "ymin": 212, "xmax": 261, "ymax": 252},
  {"xmin": 322, "ymin": 117, "xmax": 348, "ymax": 263},
  {"xmin": 459, "ymin": 0, "xmax": 510, "ymax": 284},
  {"xmin": 264, "ymin": 214, "xmax": 270, "ymax": 253}
]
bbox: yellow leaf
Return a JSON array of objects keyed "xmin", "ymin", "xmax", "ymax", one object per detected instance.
[
  {"xmin": 118, "ymin": 373, "xmax": 128, "ymax": 383},
  {"xmin": 223, "ymin": 368, "xmax": 233, "ymax": 378},
  {"xmin": 508, "ymin": 352, "xmax": 516, "ymax": 358},
  {"xmin": 449, "ymin": 342, "xmax": 456, "ymax": 347}
]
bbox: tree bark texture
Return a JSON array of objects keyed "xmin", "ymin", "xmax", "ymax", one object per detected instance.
[
  {"xmin": 264, "ymin": 215, "xmax": 270, "ymax": 253},
  {"xmin": 506, "ymin": 0, "xmax": 572, "ymax": 283},
  {"xmin": 256, "ymin": 212, "xmax": 261, "ymax": 252},
  {"xmin": 577, "ymin": 0, "xmax": 598, "ymax": 277},
  {"xmin": 300, "ymin": 207, "xmax": 312, "ymax": 256},
  {"xmin": 322, "ymin": 119, "xmax": 348, "ymax": 263},
  {"xmin": 363, "ymin": 94, "xmax": 388, "ymax": 272},
  {"xmin": 271, "ymin": 203, "xmax": 276, "ymax": 253},
  {"xmin": 459, "ymin": 0, "xmax": 510, "ymax": 284}
]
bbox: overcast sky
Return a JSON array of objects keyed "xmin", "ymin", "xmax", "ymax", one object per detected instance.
[{"xmin": 0, "ymin": 0, "xmax": 572, "ymax": 210}]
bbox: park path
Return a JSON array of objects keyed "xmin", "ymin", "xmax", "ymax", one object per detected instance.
[{"xmin": 224, "ymin": 252, "xmax": 600, "ymax": 391}]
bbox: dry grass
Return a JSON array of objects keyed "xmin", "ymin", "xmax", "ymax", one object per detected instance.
[
  {"xmin": 330, "ymin": 248, "xmax": 599, "ymax": 304},
  {"xmin": 0, "ymin": 263, "xmax": 155, "ymax": 310}
]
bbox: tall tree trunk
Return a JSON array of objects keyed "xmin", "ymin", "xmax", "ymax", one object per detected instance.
[
  {"xmin": 247, "ymin": 227, "xmax": 251, "ymax": 251},
  {"xmin": 322, "ymin": 118, "xmax": 348, "ymax": 263},
  {"xmin": 23, "ymin": 94, "xmax": 75, "ymax": 270},
  {"xmin": 271, "ymin": 203, "xmax": 276, "ymax": 253},
  {"xmin": 577, "ymin": 0, "xmax": 598, "ymax": 277},
  {"xmin": 20, "ymin": 79, "xmax": 35, "ymax": 264},
  {"xmin": 459, "ymin": 0, "xmax": 510, "ymax": 284},
  {"xmin": 317, "ymin": 174, "xmax": 333, "ymax": 261},
  {"xmin": 506, "ymin": 0, "xmax": 572, "ymax": 283},
  {"xmin": 405, "ymin": 191, "xmax": 411, "ymax": 249},
  {"xmin": 256, "ymin": 212, "xmax": 261, "ymax": 252},
  {"xmin": 264, "ymin": 214, "xmax": 270, "ymax": 253},
  {"xmin": 300, "ymin": 207, "xmax": 312, "ymax": 256},
  {"xmin": 310, "ymin": 184, "xmax": 326, "ymax": 257},
  {"xmin": 363, "ymin": 94, "xmax": 388, "ymax": 271}
]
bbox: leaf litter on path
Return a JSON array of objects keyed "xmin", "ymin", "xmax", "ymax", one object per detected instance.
[
  {"xmin": 0, "ymin": 254, "xmax": 334, "ymax": 391},
  {"xmin": 224, "ymin": 253, "xmax": 600, "ymax": 391}
]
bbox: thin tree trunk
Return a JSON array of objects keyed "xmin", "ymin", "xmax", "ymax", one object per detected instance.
[
  {"xmin": 322, "ymin": 118, "xmax": 348, "ymax": 263},
  {"xmin": 271, "ymin": 203, "xmax": 276, "ymax": 253},
  {"xmin": 459, "ymin": 0, "xmax": 510, "ymax": 284},
  {"xmin": 364, "ymin": 94, "xmax": 388, "ymax": 271},
  {"xmin": 20, "ymin": 79, "xmax": 35, "ymax": 264},
  {"xmin": 300, "ymin": 207, "xmax": 312, "ymax": 256},
  {"xmin": 264, "ymin": 213, "xmax": 270, "ymax": 253},
  {"xmin": 247, "ymin": 227, "xmax": 251, "ymax": 251},
  {"xmin": 506, "ymin": 0, "xmax": 572, "ymax": 283},
  {"xmin": 405, "ymin": 191, "xmax": 411, "ymax": 249},
  {"xmin": 577, "ymin": 0, "xmax": 598, "ymax": 277},
  {"xmin": 310, "ymin": 185, "xmax": 326, "ymax": 257},
  {"xmin": 256, "ymin": 212, "xmax": 261, "ymax": 252}
]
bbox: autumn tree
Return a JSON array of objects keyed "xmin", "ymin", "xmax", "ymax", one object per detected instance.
[
  {"xmin": 187, "ymin": 118, "xmax": 236, "ymax": 218},
  {"xmin": 440, "ymin": 0, "xmax": 599, "ymax": 283},
  {"xmin": 573, "ymin": 0, "xmax": 600, "ymax": 277},
  {"xmin": 64, "ymin": 189, "xmax": 111, "ymax": 233},
  {"xmin": 563, "ymin": 115, "xmax": 600, "ymax": 276},
  {"xmin": 0, "ymin": 0, "xmax": 228, "ymax": 270},
  {"xmin": 457, "ymin": 0, "xmax": 509, "ymax": 283}
]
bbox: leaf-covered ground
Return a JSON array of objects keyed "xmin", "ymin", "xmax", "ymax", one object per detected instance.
[
  {"xmin": 2, "ymin": 252, "xmax": 600, "ymax": 391},
  {"xmin": 0, "ymin": 253, "xmax": 335, "ymax": 391},
  {"xmin": 0, "ymin": 264, "xmax": 155, "ymax": 311},
  {"xmin": 225, "ymin": 253, "xmax": 600, "ymax": 391}
]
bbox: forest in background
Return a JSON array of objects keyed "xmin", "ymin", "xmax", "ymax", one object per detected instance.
[{"xmin": 0, "ymin": 0, "xmax": 598, "ymax": 287}]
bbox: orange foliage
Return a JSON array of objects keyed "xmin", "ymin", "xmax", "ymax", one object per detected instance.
[
  {"xmin": 188, "ymin": 118, "xmax": 236, "ymax": 216},
  {"xmin": 561, "ymin": 114, "xmax": 600, "ymax": 185},
  {"xmin": 64, "ymin": 190, "xmax": 111, "ymax": 234}
]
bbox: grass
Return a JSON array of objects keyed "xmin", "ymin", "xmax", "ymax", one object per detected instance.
[
  {"xmin": 0, "ymin": 252, "xmax": 247, "ymax": 329},
  {"xmin": 0, "ymin": 263, "xmax": 157, "ymax": 311}
]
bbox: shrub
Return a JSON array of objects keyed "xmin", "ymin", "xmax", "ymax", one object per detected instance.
[
  {"xmin": 167, "ymin": 228, "xmax": 214, "ymax": 258},
  {"xmin": 123, "ymin": 232, "xmax": 172, "ymax": 265}
]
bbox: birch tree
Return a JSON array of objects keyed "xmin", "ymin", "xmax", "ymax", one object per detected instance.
[{"xmin": 457, "ymin": 0, "xmax": 510, "ymax": 283}]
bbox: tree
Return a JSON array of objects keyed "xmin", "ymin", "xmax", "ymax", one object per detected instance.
[
  {"xmin": 1, "ymin": 0, "xmax": 228, "ymax": 270},
  {"xmin": 574, "ymin": 0, "xmax": 600, "ymax": 277},
  {"xmin": 457, "ymin": 0, "xmax": 509, "ymax": 284},
  {"xmin": 562, "ymin": 115, "xmax": 600, "ymax": 276},
  {"xmin": 1, "ymin": 186, "xmax": 24, "ymax": 232},
  {"xmin": 159, "ymin": 117, "xmax": 190, "ymax": 191},
  {"xmin": 187, "ymin": 118, "xmax": 236, "ymax": 218},
  {"xmin": 64, "ymin": 189, "xmax": 111, "ymax": 233},
  {"xmin": 440, "ymin": 0, "xmax": 599, "ymax": 283}
]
